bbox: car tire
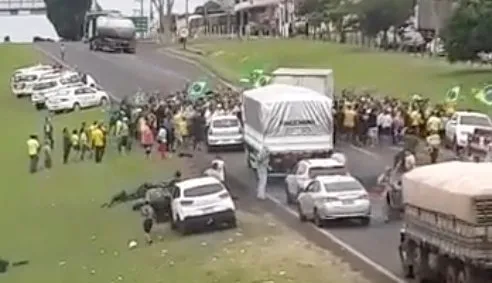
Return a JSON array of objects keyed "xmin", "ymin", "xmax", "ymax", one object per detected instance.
[
  {"xmin": 177, "ymin": 218, "xmax": 189, "ymax": 235},
  {"xmin": 297, "ymin": 203, "xmax": 307, "ymax": 222},
  {"xmin": 313, "ymin": 209, "xmax": 324, "ymax": 227},
  {"xmin": 73, "ymin": 102, "xmax": 80, "ymax": 111},
  {"xmin": 229, "ymin": 216, "xmax": 237, "ymax": 228},
  {"xmin": 100, "ymin": 97, "xmax": 108, "ymax": 107},
  {"xmin": 170, "ymin": 214, "xmax": 177, "ymax": 230},
  {"xmin": 360, "ymin": 217, "xmax": 370, "ymax": 226},
  {"xmin": 285, "ymin": 184, "xmax": 294, "ymax": 205}
]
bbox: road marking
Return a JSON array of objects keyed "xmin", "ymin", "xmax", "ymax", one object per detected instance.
[{"xmin": 266, "ymin": 193, "xmax": 406, "ymax": 283}]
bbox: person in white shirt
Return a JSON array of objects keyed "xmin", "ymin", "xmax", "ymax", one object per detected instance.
[
  {"xmin": 377, "ymin": 109, "xmax": 393, "ymax": 145},
  {"xmin": 211, "ymin": 156, "xmax": 225, "ymax": 182},
  {"xmin": 331, "ymin": 152, "xmax": 346, "ymax": 166},
  {"xmin": 404, "ymin": 150, "xmax": 416, "ymax": 171},
  {"xmin": 204, "ymin": 162, "xmax": 224, "ymax": 182},
  {"xmin": 157, "ymin": 126, "xmax": 167, "ymax": 159}
]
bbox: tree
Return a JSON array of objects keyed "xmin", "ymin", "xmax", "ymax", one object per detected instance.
[
  {"xmin": 151, "ymin": 0, "xmax": 165, "ymax": 33},
  {"xmin": 443, "ymin": 0, "xmax": 492, "ymax": 63},
  {"xmin": 354, "ymin": 0, "xmax": 413, "ymax": 38},
  {"xmin": 44, "ymin": 0, "xmax": 92, "ymax": 40},
  {"xmin": 323, "ymin": 0, "xmax": 353, "ymax": 43}
]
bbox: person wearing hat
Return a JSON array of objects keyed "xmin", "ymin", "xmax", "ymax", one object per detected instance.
[{"xmin": 27, "ymin": 134, "xmax": 40, "ymax": 173}]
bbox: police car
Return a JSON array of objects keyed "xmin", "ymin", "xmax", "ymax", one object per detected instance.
[
  {"xmin": 30, "ymin": 72, "xmax": 82, "ymax": 109},
  {"xmin": 170, "ymin": 176, "xmax": 236, "ymax": 234},
  {"xmin": 11, "ymin": 69, "xmax": 64, "ymax": 97},
  {"xmin": 45, "ymin": 85, "xmax": 109, "ymax": 113}
]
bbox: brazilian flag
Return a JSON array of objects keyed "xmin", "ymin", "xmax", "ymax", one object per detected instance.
[
  {"xmin": 253, "ymin": 74, "xmax": 271, "ymax": 88},
  {"xmin": 187, "ymin": 80, "xmax": 209, "ymax": 100},
  {"xmin": 475, "ymin": 84, "xmax": 492, "ymax": 106},
  {"xmin": 239, "ymin": 68, "xmax": 271, "ymax": 89},
  {"xmin": 445, "ymin": 85, "xmax": 461, "ymax": 102}
]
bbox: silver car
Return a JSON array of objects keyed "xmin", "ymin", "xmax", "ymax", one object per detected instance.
[
  {"xmin": 206, "ymin": 115, "xmax": 243, "ymax": 152},
  {"xmin": 297, "ymin": 175, "xmax": 371, "ymax": 226}
]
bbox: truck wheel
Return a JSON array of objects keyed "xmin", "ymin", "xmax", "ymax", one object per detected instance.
[
  {"xmin": 313, "ymin": 208, "xmax": 324, "ymax": 227},
  {"xmin": 399, "ymin": 242, "xmax": 413, "ymax": 278},
  {"xmin": 297, "ymin": 203, "xmax": 307, "ymax": 222},
  {"xmin": 412, "ymin": 245, "xmax": 428, "ymax": 283},
  {"xmin": 446, "ymin": 264, "xmax": 458, "ymax": 283}
]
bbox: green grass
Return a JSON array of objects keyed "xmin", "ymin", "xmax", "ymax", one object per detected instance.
[
  {"xmin": 184, "ymin": 39, "xmax": 492, "ymax": 113},
  {"xmin": 1, "ymin": 44, "xmax": 370, "ymax": 283}
]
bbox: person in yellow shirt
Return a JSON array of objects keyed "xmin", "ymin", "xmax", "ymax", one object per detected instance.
[
  {"xmin": 27, "ymin": 134, "xmax": 40, "ymax": 173},
  {"xmin": 92, "ymin": 124, "xmax": 106, "ymax": 163},
  {"xmin": 175, "ymin": 116, "xmax": 189, "ymax": 149},
  {"xmin": 426, "ymin": 111, "xmax": 442, "ymax": 134},
  {"xmin": 409, "ymin": 109, "xmax": 422, "ymax": 136},
  {"xmin": 343, "ymin": 105, "xmax": 357, "ymax": 143}
]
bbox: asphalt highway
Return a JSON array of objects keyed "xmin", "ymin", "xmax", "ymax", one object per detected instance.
[{"xmin": 35, "ymin": 42, "xmax": 453, "ymax": 282}]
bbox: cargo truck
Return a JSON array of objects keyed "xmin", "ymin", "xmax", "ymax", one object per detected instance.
[
  {"xmin": 87, "ymin": 15, "xmax": 136, "ymax": 53},
  {"xmin": 270, "ymin": 68, "xmax": 334, "ymax": 100},
  {"xmin": 242, "ymin": 84, "xmax": 334, "ymax": 178},
  {"xmin": 399, "ymin": 161, "xmax": 492, "ymax": 283}
]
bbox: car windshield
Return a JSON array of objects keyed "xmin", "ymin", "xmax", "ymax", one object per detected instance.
[
  {"xmin": 183, "ymin": 183, "xmax": 223, "ymax": 197},
  {"xmin": 308, "ymin": 166, "xmax": 347, "ymax": 178},
  {"xmin": 60, "ymin": 75, "xmax": 80, "ymax": 85},
  {"xmin": 324, "ymin": 181, "xmax": 363, "ymax": 192},
  {"xmin": 15, "ymin": 75, "xmax": 37, "ymax": 82},
  {"xmin": 33, "ymin": 82, "xmax": 56, "ymax": 91},
  {"xmin": 460, "ymin": 115, "xmax": 491, "ymax": 127},
  {"xmin": 212, "ymin": 119, "xmax": 239, "ymax": 128}
]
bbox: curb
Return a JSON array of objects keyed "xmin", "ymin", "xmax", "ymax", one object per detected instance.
[{"xmin": 161, "ymin": 47, "xmax": 240, "ymax": 91}]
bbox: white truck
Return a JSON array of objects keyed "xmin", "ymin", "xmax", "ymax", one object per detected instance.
[
  {"xmin": 399, "ymin": 161, "xmax": 492, "ymax": 283},
  {"xmin": 271, "ymin": 68, "xmax": 334, "ymax": 100},
  {"xmin": 242, "ymin": 84, "xmax": 334, "ymax": 177}
]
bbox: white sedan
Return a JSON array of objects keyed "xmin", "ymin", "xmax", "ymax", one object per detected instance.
[
  {"xmin": 297, "ymin": 175, "xmax": 371, "ymax": 226},
  {"xmin": 170, "ymin": 176, "xmax": 236, "ymax": 234},
  {"xmin": 45, "ymin": 85, "xmax": 109, "ymax": 112},
  {"xmin": 206, "ymin": 115, "xmax": 243, "ymax": 151},
  {"xmin": 284, "ymin": 158, "xmax": 348, "ymax": 204},
  {"xmin": 30, "ymin": 72, "xmax": 82, "ymax": 109},
  {"xmin": 445, "ymin": 111, "xmax": 492, "ymax": 151}
]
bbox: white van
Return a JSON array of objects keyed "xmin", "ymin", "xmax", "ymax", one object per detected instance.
[{"xmin": 11, "ymin": 69, "xmax": 64, "ymax": 97}]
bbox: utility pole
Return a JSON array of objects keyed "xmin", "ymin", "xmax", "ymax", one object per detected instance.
[{"xmin": 185, "ymin": 0, "xmax": 189, "ymax": 29}]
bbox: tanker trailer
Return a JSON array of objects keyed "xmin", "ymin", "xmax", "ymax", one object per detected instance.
[{"xmin": 89, "ymin": 16, "xmax": 136, "ymax": 53}]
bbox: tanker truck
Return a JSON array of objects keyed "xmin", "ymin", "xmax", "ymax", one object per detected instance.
[
  {"xmin": 399, "ymin": 161, "xmax": 492, "ymax": 283},
  {"xmin": 88, "ymin": 16, "xmax": 136, "ymax": 53}
]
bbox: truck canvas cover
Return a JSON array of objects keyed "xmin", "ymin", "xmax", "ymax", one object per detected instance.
[
  {"xmin": 271, "ymin": 68, "xmax": 334, "ymax": 98},
  {"xmin": 242, "ymin": 84, "xmax": 333, "ymax": 152},
  {"xmin": 403, "ymin": 161, "xmax": 492, "ymax": 225}
]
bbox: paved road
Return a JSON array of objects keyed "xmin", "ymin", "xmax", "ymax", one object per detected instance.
[{"xmin": 35, "ymin": 42, "xmax": 452, "ymax": 282}]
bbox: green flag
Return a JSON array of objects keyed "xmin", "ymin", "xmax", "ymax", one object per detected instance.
[
  {"xmin": 445, "ymin": 85, "xmax": 461, "ymax": 102},
  {"xmin": 239, "ymin": 68, "xmax": 271, "ymax": 89},
  {"xmin": 475, "ymin": 84, "xmax": 492, "ymax": 106},
  {"xmin": 254, "ymin": 75, "xmax": 271, "ymax": 88},
  {"xmin": 187, "ymin": 80, "xmax": 209, "ymax": 99}
]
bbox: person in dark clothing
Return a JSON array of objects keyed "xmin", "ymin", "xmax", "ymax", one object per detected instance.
[
  {"xmin": 43, "ymin": 117, "xmax": 54, "ymax": 149},
  {"xmin": 62, "ymin": 127, "xmax": 71, "ymax": 164}
]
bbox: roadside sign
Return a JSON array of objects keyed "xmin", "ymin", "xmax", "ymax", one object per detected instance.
[
  {"xmin": 179, "ymin": 28, "xmax": 189, "ymax": 38},
  {"xmin": 129, "ymin": 16, "xmax": 148, "ymax": 33}
]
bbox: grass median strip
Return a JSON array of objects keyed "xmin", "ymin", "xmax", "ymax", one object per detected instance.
[{"xmin": 180, "ymin": 39, "xmax": 492, "ymax": 113}]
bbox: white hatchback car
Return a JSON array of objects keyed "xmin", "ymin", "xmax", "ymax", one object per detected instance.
[
  {"xmin": 206, "ymin": 115, "xmax": 243, "ymax": 152},
  {"xmin": 445, "ymin": 111, "xmax": 492, "ymax": 151},
  {"xmin": 284, "ymin": 158, "xmax": 348, "ymax": 204},
  {"xmin": 297, "ymin": 175, "xmax": 371, "ymax": 226},
  {"xmin": 45, "ymin": 85, "xmax": 109, "ymax": 113},
  {"xmin": 170, "ymin": 176, "xmax": 236, "ymax": 234}
]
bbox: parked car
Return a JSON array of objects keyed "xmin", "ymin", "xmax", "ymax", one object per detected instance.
[
  {"xmin": 297, "ymin": 175, "xmax": 371, "ymax": 226},
  {"xmin": 45, "ymin": 85, "xmax": 109, "ymax": 113},
  {"xmin": 170, "ymin": 176, "xmax": 236, "ymax": 234},
  {"xmin": 30, "ymin": 72, "xmax": 82, "ymax": 109},
  {"xmin": 11, "ymin": 69, "xmax": 64, "ymax": 97}
]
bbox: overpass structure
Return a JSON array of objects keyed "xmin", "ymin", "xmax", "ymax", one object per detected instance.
[{"xmin": 0, "ymin": 0, "xmax": 46, "ymax": 14}]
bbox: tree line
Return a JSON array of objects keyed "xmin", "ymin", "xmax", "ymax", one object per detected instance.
[{"xmin": 46, "ymin": 0, "xmax": 492, "ymax": 63}]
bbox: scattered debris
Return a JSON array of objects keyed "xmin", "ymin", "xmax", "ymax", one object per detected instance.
[
  {"xmin": 201, "ymin": 241, "xmax": 208, "ymax": 247},
  {"xmin": 128, "ymin": 240, "xmax": 138, "ymax": 249},
  {"xmin": 113, "ymin": 251, "xmax": 119, "ymax": 257},
  {"xmin": 90, "ymin": 269, "xmax": 96, "ymax": 275},
  {"xmin": 168, "ymin": 260, "xmax": 175, "ymax": 266},
  {"xmin": 278, "ymin": 271, "xmax": 286, "ymax": 276},
  {"xmin": 90, "ymin": 235, "xmax": 97, "ymax": 241},
  {"xmin": 117, "ymin": 275, "xmax": 123, "ymax": 281},
  {"xmin": 235, "ymin": 232, "xmax": 243, "ymax": 237},
  {"xmin": 58, "ymin": 261, "xmax": 66, "ymax": 266},
  {"xmin": 100, "ymin": 249, "xmax": 105, "ymax": 254}
]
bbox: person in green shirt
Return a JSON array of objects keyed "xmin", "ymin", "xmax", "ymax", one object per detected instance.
[{"xmin": 27, "ymin": 134, "xmax": 40, "ymax": 173}]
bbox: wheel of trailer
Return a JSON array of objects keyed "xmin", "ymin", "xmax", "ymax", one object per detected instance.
[
  {"xmin": 445, "ymin": 264, "xmax": 458, "ymax": 283},
  {"xmin": 399, "ymin": 243, "xmax": 413, "ymax": 278},
  {"xmin": 456, "ymin": 269, "xmax": 468, "ymax": 283},
  {"xmin": 412, "ymin": 246, "xmax": 426, "ymax": 283},
  {"xmin": 99, "ymin": 97, "xmax": 108, "ymax": 107}
]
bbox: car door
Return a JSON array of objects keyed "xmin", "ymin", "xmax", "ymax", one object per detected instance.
[
  {"xmin": 445, "ymin": 114, "xmax": 458, "ymax": 142},
  {"xmin": 298, "ymin": 181, "xmax": 317, "ymax": 218},
  {"xmin": 74, "ymin": 87, "xmax": 94, "ymax": 107}
]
